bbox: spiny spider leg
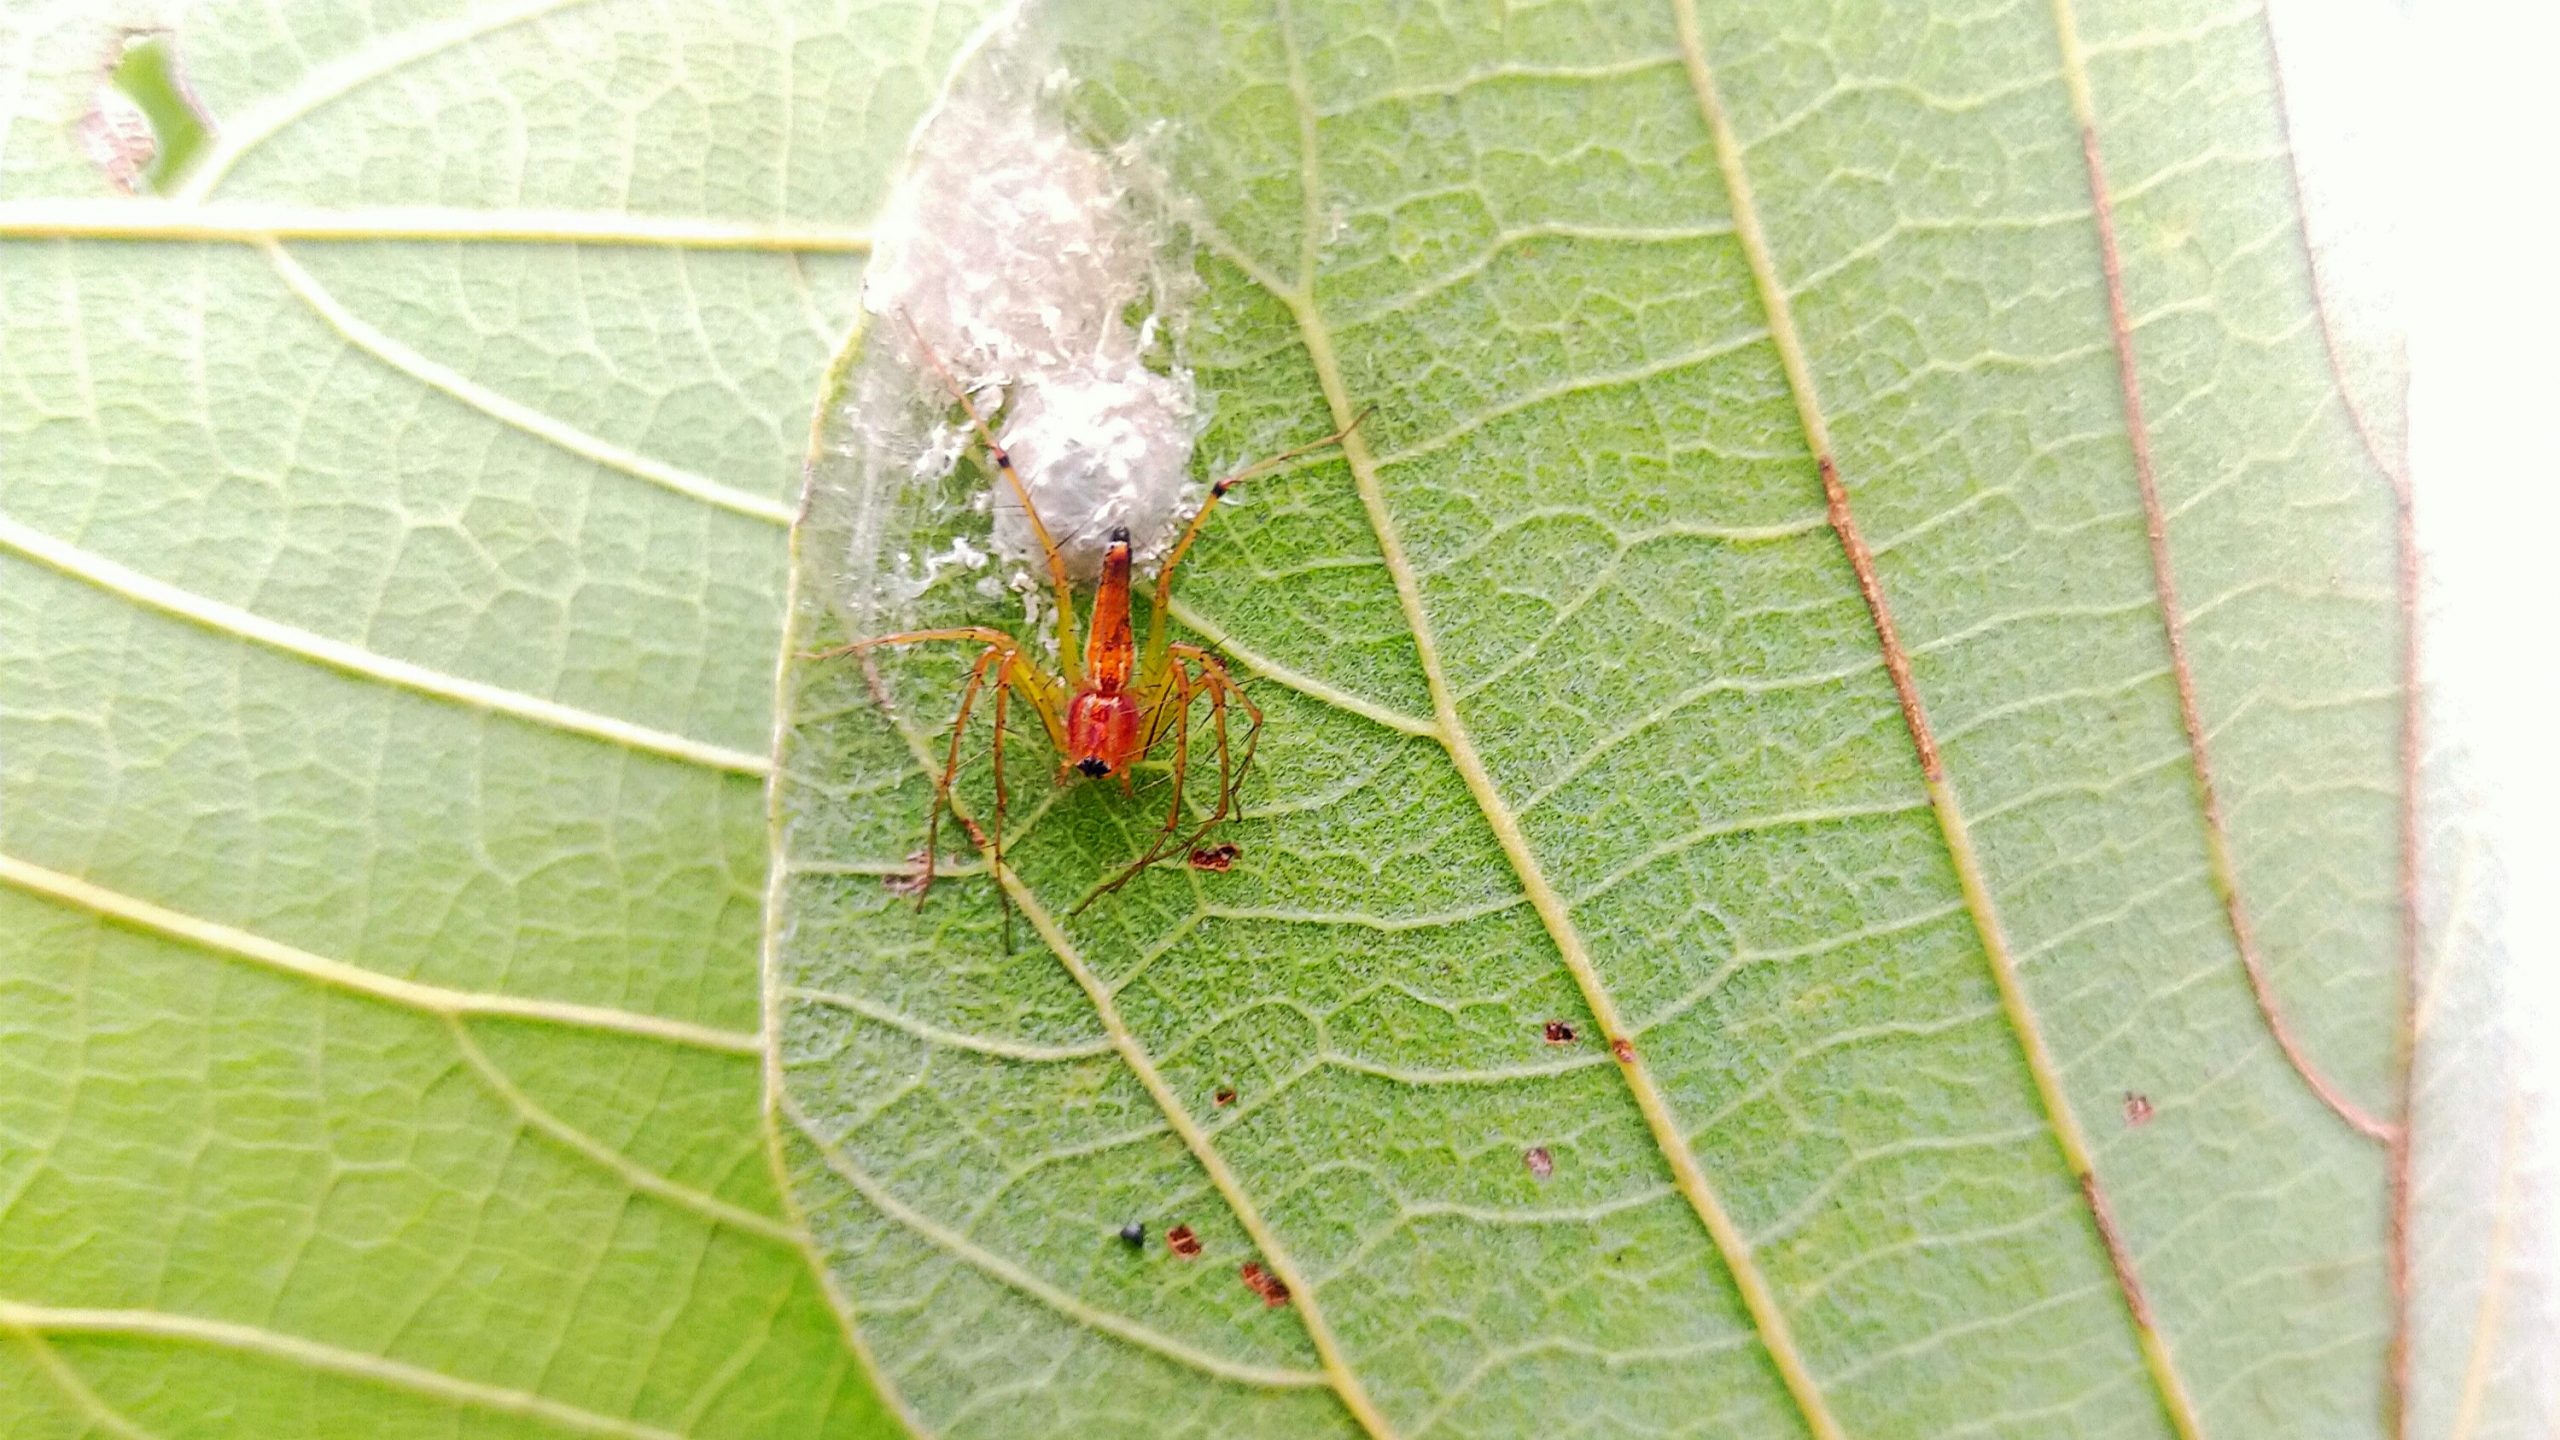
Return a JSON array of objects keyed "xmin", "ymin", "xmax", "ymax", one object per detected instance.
[
  {"xmin": 801, "ymin": 625, "xmax": 1066, "ymax": 920},
  {"xmin": 1075, "ymin": 664, "xmax": 1196, "ymax": 913},
  {"xmin": 1142, "ymin": 407, "xmax": 1373, "ymax": 663},
  {"xmin": 1072, "ymin": 647, "xmax": 1266, "ymax": 913},
  {"xmin": 1161, "ymin": 647, "xmax": 1262, "ymax": 857},
  {"xmin": 924, "ymin": 643, "xmax": 1005, "ymax": 905},
  {"xmin": 987, "ymin": 667, "xmax": 1015, "ymax": 952},
  {"xmin": 899, "ymin": 312, "xmax": 1084, "ymax": 685}
]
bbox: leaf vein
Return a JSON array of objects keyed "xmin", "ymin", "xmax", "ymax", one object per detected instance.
[
  {"xmin": 1673, "ymin": 0, "xmax": 2208, "ymax": 1431},
  {"xmin": 0, "ymin": 1301, "xmax": 688, "ymax": 1439},
  {"xmin": 261, "ymin": 241, "xmax": 796, "ymax": 525},
  {"xmin": 170, "ymin": 0, "xmax": 603, "ymax": 203},
  {"xmin": 0, "ymin": 853, "xmax": 762, "ymax": 1055},
  {"xmin": 1259, "ymin": 5, "xmax": 1849, "ymax": 1431},
  {"xmin": 3, "ymin": 1327, "xmax": 164, "ymax": 1440},
  {"xmin": 785, "ymin": 986, "xmax": 1115, "ymax": 1062},
  {"xmin": 0, "ymin": 512, "xmax": 770, "ymax": 775},
  {"xmin": 778, "ymin": 1100, "xmax": 1327, "ymax": 1393},
  {"xmin": 0, "ymin": 200, "xmax": 871, "ymax": 251},
  {"xmin": 445, "ymin": 1018, "xmax": 800, "ymax": 1243}
]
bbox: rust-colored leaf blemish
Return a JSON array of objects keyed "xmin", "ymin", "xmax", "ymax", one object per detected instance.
[
  {"xmin": 2079, "ymin": 1171, "xmax": 2157, "ymax": 1331},
  {"xmin": 1187, "ymin": 843, "xmax": 1240, "ymax": 872},
  {"xmin": 2123, "ymin": 1092, "xmax": 2154, "ymax": 1127},
  {"xmin": 1213, "ymin": 1085, "xmax": 1237, "ymax": 1108},
  {"xmin": 1610, "ymin": 1036, "xmax": 1635, "ymax": 1063},
  {"xmin": 1541, "ymin": 1019, "xmax": 1577, "ymax": 1045},
  {"xmin": 1240, "ymin": 1261, "xmax": 1291, "ymax": 1308},
  {"xmin": 1524, "ymin": 1146, "xmax": 1554, "ymax": 1182},
  {"xmin": 1165, "ymin": 1224, "xmax": 1201, "ymax": 1258}
]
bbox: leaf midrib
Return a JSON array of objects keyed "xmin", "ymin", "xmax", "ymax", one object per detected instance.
[
  {"xmin": 1219, "ymin": 7, "xmax": 1852, "ymax": 1437},
  {"xmin": 1299, "ymin": 304, "xmax": 1851, "ymax": 1438},
  {"xmin": 1669, "ymin": 0, "xmax": 2217, "ymax": 1433}
]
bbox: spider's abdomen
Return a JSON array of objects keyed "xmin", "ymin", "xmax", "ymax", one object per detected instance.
[{"xmin": 1066, "ymin": 690, "xmax": 1142, "ymax": 779}]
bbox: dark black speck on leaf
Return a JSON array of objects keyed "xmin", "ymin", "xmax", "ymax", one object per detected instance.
[{"xmin": 1118, "ymin": 1221, "xmax": 1146, "ymax": 1247}]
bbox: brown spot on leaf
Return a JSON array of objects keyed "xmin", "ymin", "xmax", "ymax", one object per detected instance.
[
  {"xmin": 1213, "ymin": 1085, "xmax": 1237, "ymax": 1108},
  {"xmin": 1541, "ymin": 1019, "xmax": 1577, "ymax": 1045},
  {"xmin": 1610, "ymin": 1037, "xmax": 1636, "ymax": 1063},
  {"xmin": 2123, "ymin": 1092, "xmax": 2154, "ymax": 1126},
  {"xmin": 1187, "ymin": 843, "xmax": 1240, "ymax": 872},
  {"xmin": 1524, "ymin": 1146, "xmax": 1554, "ymax": 1182},
  {"xmin": 1239, "ymin": 1261, "xmax": 1291, "ymax": 1308},
  {"xmin": 1165, "ymin": 1224, "xmax": 1201, "ymax": 1258}
]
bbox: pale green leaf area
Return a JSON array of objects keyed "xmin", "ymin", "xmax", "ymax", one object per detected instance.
[
  {"xmin": 1, "ymin": 0, "xmax": 992, "ymax": 1436},
  {"xmin": 767, "ymin": 2, "xmax": 2504, "ymax": 1439},
  {"xmin": 2402, "ymin": 727, "xmax": 2560, "ymax": 1440},
  {"xmin": 1, "ymin": 0, "xmax": 2538, "ymax": 1435}
]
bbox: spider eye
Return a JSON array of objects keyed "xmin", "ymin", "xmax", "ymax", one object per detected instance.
[{"xmin": 1077, "ymin": 757, "xmax": 1111, "ymax": 778}]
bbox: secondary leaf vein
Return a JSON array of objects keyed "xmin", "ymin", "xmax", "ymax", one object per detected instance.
[
  {"xmin": 1260, "ymin": 4, "xmax": 1847, "ymax": 1433},
  {"xmin": 0, "ymin": 512, "xmax": 770, "ymax": 775},
  {"xmin": 0, "ymin": 853, "xmax": 763, "ymax": 1055},
  {"xmin": 1671, "ymin": 0, "xmax": 2205, "ymax": 1432},
  {"xmin": 780, "ymin": 1099, "xmax": 1328, "ymax": 1393},
  {"xmin": 0, "ymin": 1301, "xmax": 687, "ymax": 1439},
  {"xmin": 261, "ymin": 242, "xmax": 796, "ymax": 526}
]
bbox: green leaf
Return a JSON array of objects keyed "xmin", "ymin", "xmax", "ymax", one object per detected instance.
[
  {"xmin": 0, "ymin": 1, "xmax": 990, "ymax": 1435},
  {"xmin": 771, "ymin": 3, "xmax": 2543, "ymax": 1438},
  {"xmin": 6, "ymin": 0, "xmax": 2544, "ymax": 1438}
]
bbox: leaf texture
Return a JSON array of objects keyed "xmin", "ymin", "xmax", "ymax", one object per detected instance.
[
  {"xmin": 770, "ymin": 2, "xmax": 2443, "ymax": 1438},
  {"xmin": 3, "ymin": 0, "xmax": 2534, "ymax": 1438},
  {"xmin": 0, "ymin": 1, "xmax": 990, "ymax": 1435}
]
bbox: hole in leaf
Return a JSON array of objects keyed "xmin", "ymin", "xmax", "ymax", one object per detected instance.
[{"xmin": 95, "ymin": 30, "xmax": 211, "ymax": 194}]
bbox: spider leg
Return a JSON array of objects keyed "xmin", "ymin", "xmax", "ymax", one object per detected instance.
[
  {"xmin": 1073, "ymin": 666, "xmax": 1197, "ymax": 913},
  {"xmin": 916, "ymin": 643, "xmax": 1006, "ymax": 905},
  {"xmin": 808, "ymin": 621, "xmax": 1076, "ymax": 937},
  {"xmin": 801, "ymin": 626, "xmax": 1020, "ymax": 664},
  {"xmin": 897, "ymin": 315, "xmax": 1087, "ymax": 686},
  {"xmin": 1168, "ymin": 645, "xmax": 1263, "ymax": 846},
  {"xmin": 987, "ymin": 669, "xmax": 1018, "ymax": 953},
  {"xmin": 1142, "ymin": 409, "xmax": 1372, "ymax": 662}
]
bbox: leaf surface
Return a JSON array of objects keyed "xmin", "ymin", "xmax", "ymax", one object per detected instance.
[
  {"xmin": 0, "ymin": 1, "xmax": 989, "ymax": 1435},
  {"xmin": 767, "ymin": 3, "xmax": 2486, "ymax": 1439},
  {"xmin": 3, "ymin": 1, "xmax": 2543, "ymax": 1438}
]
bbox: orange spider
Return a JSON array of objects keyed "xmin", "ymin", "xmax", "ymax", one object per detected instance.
[{"xmin": 813, "ymin": 322, "xmax": 1365, "ymax": 916}]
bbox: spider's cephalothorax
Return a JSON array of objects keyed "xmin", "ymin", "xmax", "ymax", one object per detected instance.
[{"xmin": 810, "ymin": 320, "xmax": 1365, "ymax": 918}]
